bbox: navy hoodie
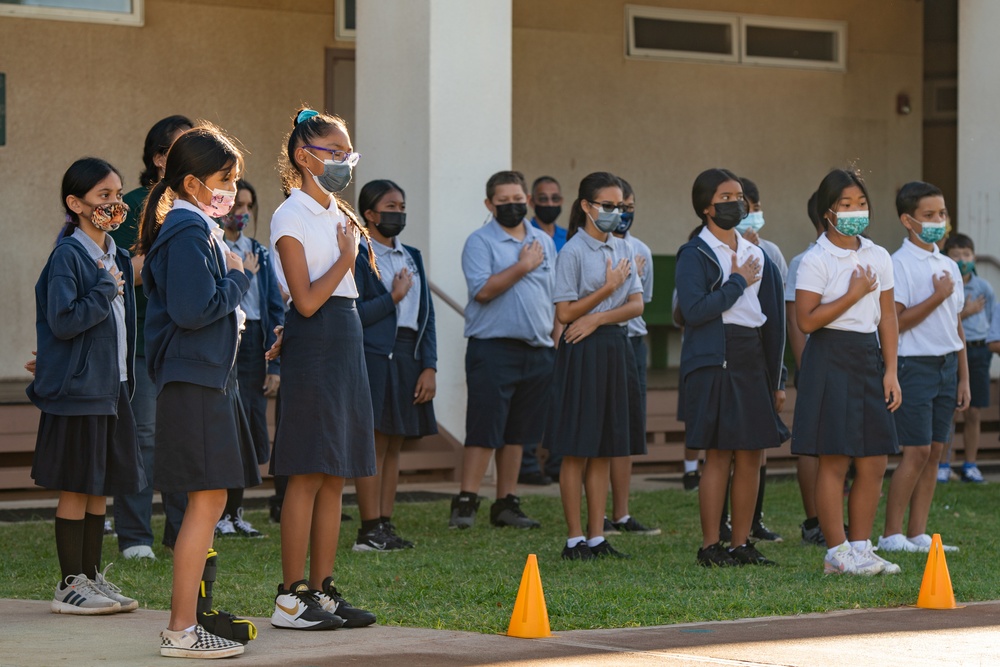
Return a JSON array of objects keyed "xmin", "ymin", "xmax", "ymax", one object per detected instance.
[
  {"xmin": 142, "ymin": 206, "xmax": 250, "ymax": 393},
  {"xmin": 27, "ymin": 234, "xmax": 136, "ymax": 416}
]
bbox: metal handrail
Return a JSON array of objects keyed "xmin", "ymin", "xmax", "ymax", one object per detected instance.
[
  {"xmin": 976, "ymin": 254, "xmax": 1000, "ymax": 271},
  {"xmin": 429, "ymin": 280, "xmax": 465, "ymax": 318}
]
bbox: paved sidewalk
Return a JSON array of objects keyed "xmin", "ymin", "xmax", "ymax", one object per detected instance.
[{"xmin": 1, "ymin": 598, "xmax": 998, "ymax": 666}]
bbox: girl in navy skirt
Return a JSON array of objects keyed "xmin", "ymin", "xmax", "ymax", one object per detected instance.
[
  {"xmin": 792, "ymin": 169, "xmax": 902, "ymax": 576},
  {"xmin": 545, "ymin": 172, "xmax": 645, "ymax": 561},
  {"xmin": 352, "ymin": 179, "xmax": 437, "ymax": 552},
  {"xmin": 675, "ymin": 168, "xmax": 786, "ymax": 568},
  {"xmin": 268, "ymin": 108, "xmax": 377, "ymax": 630},
  {"xmin": 29, "ymin": 157, "xmax": 143, "ymax": 615},
  {"xmin": 138, "ymin": 126, "xmax": 258, "ymax": 659}
]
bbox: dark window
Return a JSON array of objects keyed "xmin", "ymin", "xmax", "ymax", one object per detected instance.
[
  {"xmin": 342, "ymin": 0, "xmax": 355, "ymax": 31},
  {"xmin": 745, "ymin": 25, "xmax": 837, "ymax": 62},
  {"xmin": 633, "ymin": 17, "xmax": 732, "ymax": 55}
]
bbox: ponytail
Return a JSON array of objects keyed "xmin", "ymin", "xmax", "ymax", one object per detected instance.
[
  {"xmin": 135, "ymin": 179, "xmax": 171, "ymax": 256},
  {"xmin": 566, "ymin": 197, "xmax": 586, "ymax": 241},
  {"xmin": 335, "ymin": 195, "xmax": 379, "ymax": 279}
]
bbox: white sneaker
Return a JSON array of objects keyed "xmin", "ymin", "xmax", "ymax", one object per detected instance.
[
  {"xmin": 848, "ymin": 542, "xmax": 886, "ymax": 575},
  {"xmin": 861, "ymin": 542, "xmax": 901, "ymax": 575},
  {"xmin": 961, "ymin": 464, "xmax": 985, "ymax": 483},
  {"xmin": 122, "ymin": 545, "xmax": 156, "ymax": 560},
  {"xmin": 160, "ymin": 624, "xmax": 243, "ymax": 659},
  {"xmin": 824, "ymin": 543, "xmax": 858, "ymax": 574},
  {"xmin": 92, "ymin": 563, "xmax": 139, "ymax": 611},
  {"xmin": 908, "ymin": 533, "xmax": 959, "ymax": 553},
  {"xmin": 215, "ymin": 515, "xmax": 236, "ymax": 537},
  {"xmin": 51, "ymin": 574, "xmax": 121, "ymax": 615},
  {"xmin": 878, "ymin": 533, "xmax": 924, "ymax": 553},
  {"xmin": 937, "ymin": 464, "xmax": 951, "ymax": 483}
]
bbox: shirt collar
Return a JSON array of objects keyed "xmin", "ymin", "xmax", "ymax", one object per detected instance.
[
  {"xmin": 578, "ymin": 228, "xmax": 613, "ymax": 250},
  {"xmin": 71, "ymin": 226, "xmax": 116, "ymax": 261},
  {"xmin": 289, "ymin": 188, "xmax": 342, "ymax": 217},
  {"xmin": 370, "ymin": 236, "xmax": 403, "ymax": 257},
  {"xmin": 817, "ymin": 231, "xmax": 873, "ymax": 258},
  {"xmin": 172, "ymin": 198, "xmax": 218, "ymax": 230},
  {"xmin": 698, "ymin": 225, "xmax": 752, "ymax": 254},
  {"xmin": 488, "ymin": 218, "xmax": 532, "ymax": 242},
  {"xmin": 901, "ymin": 237, "xmax": 939, "ymax": 260}
]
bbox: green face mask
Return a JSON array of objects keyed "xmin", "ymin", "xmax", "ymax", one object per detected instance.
[{"xmin": 956, "ymin": 259, "xmax": 976, "ymax": 276}]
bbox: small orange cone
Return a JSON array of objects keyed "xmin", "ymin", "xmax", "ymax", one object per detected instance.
[
  {"xmin": 506, "ymin": 554, "xmax": 552, "ymax": 638},
  {"xmin": 916, "ymin": 533, "xmax": 957, "ymax": 610}
]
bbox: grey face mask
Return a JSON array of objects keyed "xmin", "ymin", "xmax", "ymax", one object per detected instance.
[
  {"xmin": 594, "ymin": 209, "xmax": 621, "ymax": 233},
  {"xmin": 308, "ymin": 153, "xmax": 353, "ymax": 194}
]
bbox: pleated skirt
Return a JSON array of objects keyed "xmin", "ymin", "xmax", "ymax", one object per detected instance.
[{"xmin": 365, "ymin": 328, "xmax": 437, "ymax": 438}]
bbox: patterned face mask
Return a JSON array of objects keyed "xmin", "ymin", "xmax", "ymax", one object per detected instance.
[
  {"xmin": 88, "ymin": 202, "xmax": 129, "ymax": 232},
  {"xmin": 830, "ymin": 210, "xmax": 869, "ymax": 237},
  {"xmin": 195, "ymin": 179, "xmax": 237, "ymax": 218}
]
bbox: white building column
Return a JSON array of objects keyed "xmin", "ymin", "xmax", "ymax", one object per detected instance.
[
  {"xmin": 958, "ymin": 0, "xmax": 1000, "ymax": 265},
  {"xmin": 355, "ymin": 0, "xmax": 512, "ymax": 441}
]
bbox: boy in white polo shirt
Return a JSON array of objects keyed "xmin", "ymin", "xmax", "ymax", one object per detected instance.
[{"xmin": 879, "ymin": 181, "xmax": 970, "ymax": 554}]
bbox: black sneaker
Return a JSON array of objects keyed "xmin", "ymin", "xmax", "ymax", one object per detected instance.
[
  {"xmin": 750, "ymin": 520, "xmax": 783, "ymax": 543},
  {"xmin": 603, "ymin": 516, "xmax": 620, "ymax": 535},
  {"xmin": 318, "ymin": 578, "xmax": 376, "ymax": 628},
  {"xmin": 697, "ymin": 542, "xmax": 738, "ymax": 567},
  {"xmin": 683, "ymin": 470, "xmax": 701, "ymax": 491},
  {"xmin": 268, "ymin": 496, "xmax": 282, "ymax": 524},
  {"xmin": 270, "ymin": 581, "xmax": 344, "ymax": 630},
  {"xmin": 518, "ymin": 471, "xmax": 553, "ymax": 486},
  {"xmin": 590, "ymin": 539, "xmax": 630, "ymax": 559},
  {"xmin": 729, "ymin": 542, "xmax": 778, "ymax": 566},
  {"xmin": 449, "ymin": 494, "xmax": 480, "ymax": 529},
  {"xmin": 353, "ymin": 523, "xmax": 405, "ymax": 553},
  {"xmin": 232, "ymin": 508, "xmax": 264, "ymax": 538},
  {"xmin": 800, "ymin": 521, "xmax": 826, "ymax": 547},
  {"xmin": 612, "ymin": 516, "xmax": 662, "ymax": 536},
  {"xmin": 719, "ymin": 518, "xmax": 732, "ymax": 543},
  {"xmin": 561, "ymin": 542, "xmax": 594, "ymax": 561},
  {"xmin": 383, "ymin": 521, "xmax": 414, "ymax": 549},
  {"xmin": 489, "ymin": 494, "xmax": 541, "ymax": 529}
]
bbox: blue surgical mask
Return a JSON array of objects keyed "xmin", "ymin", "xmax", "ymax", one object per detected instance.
[
  {"xmin": 615, "ymin": 211, "xmax": 634, "ymax": 234},
  {"xmin": 916, "ymin": 219, "xmax": 947, "ymax": 245},
  {"xmin": 592, "ymin": 209, "xmax": 621, "ymax": 233},
  {"xmin": 736, "ymin": 211, "xmax": 765, "ymax": 234},
  {"xmin": 307, "ymin": 151, "xmax": 353, "ymax": 194},
  {"xmin": 831, "ymin": 210, "xmax": 869, "ymax": 237}
]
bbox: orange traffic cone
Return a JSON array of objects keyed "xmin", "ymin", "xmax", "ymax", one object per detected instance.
[
  {"xmin": 506, "ymin": 554, "xmax": 552, "ymax": 638},
  {"xmin": 916, "ymin": 533, "xmax": 957, "ymax": 610}
]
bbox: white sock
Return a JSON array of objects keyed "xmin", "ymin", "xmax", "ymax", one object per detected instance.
[
  {"xmin": 566, "ymin": 536, "xmax": 586, "ymax": 548},
  {"xmin": 586, "ymin": 536, "xmax": 606, "ymax": 548},
  {"xmin": 616, "ymin": 514, "xmax": 630, "ymax": 525},
  {"xmin": 184, "ymin": 625, "xmax": 197, "ymax": 633},
  {"xmin": 684, "ymin": 460, "xmax": 699, "ymax": 473},
  {"xmin": 827, "ymin": 541, "xmax": 849, "ymax": 559},
  {"xmin": 849, "ymin": 540, "xmax": 869, "ymax": 552}
]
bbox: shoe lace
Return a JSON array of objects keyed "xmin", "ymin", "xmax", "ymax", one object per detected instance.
[
  {"xmin": 94, "ymin": 563, "xmax": 123, "ymax": 595},
  {"xmin": 233, "ymin": 508, "xmax": 255, "ymax": 533},
  {"xmin": 217, "ymin": 516, "xmax": 235, "ymax": 531}
]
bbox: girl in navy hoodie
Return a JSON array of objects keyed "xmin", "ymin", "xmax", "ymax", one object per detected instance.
[
  {"xmin": 675, "ymin": 168, "xmax": 786, "ymax": 568},
  {"xmin": 29, "ymin": 157, "xmax": 143, "ymax": 616},
  {"xmin": 137, "ymin": 125, "xmax": 257, "ymax": 660}
]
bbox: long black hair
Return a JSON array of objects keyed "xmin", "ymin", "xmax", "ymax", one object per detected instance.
[
  {"xmin": 135, "ymin": 124, "xmax": 244, "ymax": 256},
  {"xmin": 815, "ymin": 169, "xmax": 871, "ymax": 231},
  {"xmin": 60, "ymin": 157, "xmax": 123, "ymax": 241},
  {"xmin": 567, "ymin": 171, "xmax": 621, "ymax": 240},
  {"xmin": 688, "ymin": 167, "xmax": 740, "ymax": 238},
  {"xmin": 139, "ymin": 115, "xmax": 193, "ymax": 188},
  {"xmin": 358, "ymin": 179, "xmax": 405, "ymax": 224}
]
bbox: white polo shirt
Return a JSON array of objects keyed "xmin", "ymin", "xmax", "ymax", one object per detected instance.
[
  {"xmin": 269, "ymin": 188, "xmax": 360, "ymax": 301},
  {"xmin": 795, "ymin": 233, "xmax": 894, "ymax": 334},
  {"xmin": 698, "ymin": 225, "xmax": 766, "ymax": 328},
  {"xmin": 892, "ymin": 238, "xmax": 964, "ymax": 357}
]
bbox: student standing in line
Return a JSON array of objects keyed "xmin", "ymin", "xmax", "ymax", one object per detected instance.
[
  {"xmin": 520, "ymin": 175, "xmax": 567, "ymax": 487},
  {"xmin": 352, "ymin": 179, "xmax": 437, "ymax": 552},
  {"xmin": 268, "ymin": 108, "xmax": 377, "ymax": 631},
  {"xmin": 547, "ymin": 172, "xmax": 645, "ymax": 560},
  {"xmin": 451, "ymin": 171, "xmax": 557, "ymax": 530},
  {"xmin": 604, "ymin": 176, "xmax": 660, "ymax": 537},
  {"xmin": 29, "ymin": 157, "xmax": 143, "ymax": 615},
  {"xmin": 138, "ymin": 126, "xmax": 259, "ymax": 658},
  {"xmin": 213, "ymin": 179, "xmax": 281, "ymax": 540},
  {"xmin": 113, "ymin": 114, "xmax": 192, "ymax": 559},
  {"xmin": 792, "ymin": 168, "xmax": 901, "ymax": 576},
  {"xmin": 878, "ymin": 182, "xmax": 969, "ymax": 555},
  {"xmin": 943, "ymin": 233, "xmax": 994, "ymax": 484},
  {"xmin": 785, "ymin": 192, "xmax": 828, "ymax": 546},
  {"xmin": 676, "ymin": 169, "xmax": 785, "ymax": 568}
]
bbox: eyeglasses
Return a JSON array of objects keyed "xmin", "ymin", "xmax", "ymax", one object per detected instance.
[
  {"xmin": 588, "ymin": 200, "xmax": 623, "ymax": 213},
  {"xmin": 622, "ymin": 204, "xmax": 635, "ymax": 214},
  {"xmin": 303, "ymin": 145, "xmax": 361, "ymax": 166},
  {"xmin": 534, "ymin": 194, "xmax": 563, "ymax": 205}
]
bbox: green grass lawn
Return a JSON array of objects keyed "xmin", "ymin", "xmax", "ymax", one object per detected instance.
[{"xmin": 1, "ymin": 480, "xmax": 996, "ymax": 634}]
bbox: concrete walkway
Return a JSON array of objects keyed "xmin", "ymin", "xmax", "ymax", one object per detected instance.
[{"xmin": 1, "ymin": 598, "xmax": 998, "ymax": 666}]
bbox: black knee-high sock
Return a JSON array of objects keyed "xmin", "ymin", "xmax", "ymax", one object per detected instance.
[
  {"xmin": 223, "ymin": 488, "xmax": 243, "ymax": 520},
  {"xmin": 752, "ymin": 465, "xmax": 767, "ymax": 525},
  {"xmin": 54, "ymin": 517, "xmax": 85, "ymax": 583},
  {"xmin": 81, "ymin": 512, "xmax": 105, "ymax": 578}
]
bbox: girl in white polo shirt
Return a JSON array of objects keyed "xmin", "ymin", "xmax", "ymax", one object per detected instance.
[
  {"xmin": 268, "ymin": 108, "xmax": 377, "ymax": 631},
  {"xmin": 792, "ymin": 169, "xmax": 902, "ymax": 576}
]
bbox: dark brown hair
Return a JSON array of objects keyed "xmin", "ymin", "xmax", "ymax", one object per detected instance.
[
  {"xmin": 486, "ymin": 171, "xmax": 527, "ymax": 201},
  {"xmin": 567, "ymin": 172, "xmax": 622, "ymax": 240}
]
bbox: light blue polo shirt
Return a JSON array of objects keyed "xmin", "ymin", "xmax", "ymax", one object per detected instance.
[
  {"xmin": 622, "ymin": 232, "xmax": 653, "ymax": 337},
  {"xmin": 553, "ymin": 229, "xmax": 643, "ymax": 319},
  {"xmin": 462, "ymin": 219, "xmax": 557, "ymax": 347},
  {"xmin": 962, "ymin": 274, "xmax": 995, "ymax": 342}
]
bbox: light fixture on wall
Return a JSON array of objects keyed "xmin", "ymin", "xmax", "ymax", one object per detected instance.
[{"xmin": 897, "ymin": 93, "xmax": 912, "ymax": 115}]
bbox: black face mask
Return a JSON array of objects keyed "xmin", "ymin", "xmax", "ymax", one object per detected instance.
[
  {"xmin": 533, "ymin": 204, "xmax": 561, "ymax": 225},
  {"xmin": 710, "ymin": 200, "xmax": 747, "ymax": 230},
  {"xmin": 374, "ymin": 211, "xmax": 406, "ymax": 238},
  {"xmin": 495, "ymin": 202, "xmax": 527, "ymax": 228}
]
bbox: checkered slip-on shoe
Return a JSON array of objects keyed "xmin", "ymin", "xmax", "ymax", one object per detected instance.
[{"xmin": 160, "ymin": 625, "xmax": 244, "ymax": 659}]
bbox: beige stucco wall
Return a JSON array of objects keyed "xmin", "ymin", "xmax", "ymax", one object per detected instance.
[
  {"xmin": 0, "ymin": 0, "xmax": 353, "ymax": 381},
  {"xmin": 512, "ymin": 0, "xmax": 924, "ymax": 259}
]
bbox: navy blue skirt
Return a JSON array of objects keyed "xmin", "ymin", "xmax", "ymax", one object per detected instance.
[
  {"xmin": 154, "ymin": 368, "xmax": 261, "ymax": 493},
  {"xmin": 365, "ymin": 328, "xmax": 437, "ymax": 438},
  {"xmin": 683, "ymin": 325, "xmax": 785, "ymax": 451},
  {"xmin": 791, "ymin": 328, "xmax": 899, "ymax": 457},
  {"xmin": 271, "ymin": 297, "xmax": 376, "ymax": 478},
  {"xmin": 32, "ymin": 382, "xmax": 145, "ymax": 496},
  {"xmin": 544, "ymin": 325, "xmax": 645, "ymax": 458}
]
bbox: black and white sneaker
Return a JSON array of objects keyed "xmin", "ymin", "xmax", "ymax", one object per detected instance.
[
  {"xmin": 682, "ymin": 470, "xmax": 701, "ymax": 491},
  {"xmin": 449, "ymin": 494, "xmax": 480, "ymax": 529},
  {"xmin": 697, "ymin": 542, "xmax": 738, "ymax": 567},
  {"xmin": 382, "ymin": 521, "xmax": 414, "ymax": 549},
  {"xmin": 270, "ymin": 581, "xmax": 344, "ymax": 630},
  {"xmin": 561, "ymin": 542, "xmax": 594, "ymax": 561},
  {"xmin": 801, "ymin": 521, "xmax": 827, "ymax": 547},
  {"xmin": 160, "ymin": 624, "xmax": 244, "ymax": 659},
  {"xmin": 232, "ymin": 508, "xmax": 264, "ymax": 538},
  {"xmin": 317, "ymin": 577, "xmax": 376, "ymax": 628},
  {"xmin": 590, "ymin": 539, "xmax": 631, "ymax": 559},
  {"xmin": 490, "ymin": 494, "xmax": 541, "ymax": 529},
  {"xmin": 353, "ymin": 523, "xmax": 405, "ymax": 553},
  {"xmin": 750, "ymin": 520, "xmax": 783, "ymax": 542},
  {"xmin": 729, "ymin": 542, "xmax": 778, "ymax": 566},
  {"xmin": 602, "ymin": 517, "xmax": 620, "ymax": 535},
  {"xmin": 611, "ymin": 516, "xmax": 662, "ymax": 536}
]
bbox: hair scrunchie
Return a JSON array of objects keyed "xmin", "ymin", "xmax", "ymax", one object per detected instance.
[{"xmin": 296, "ymin": 109, "xmax": 319, "ymax": 125}]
